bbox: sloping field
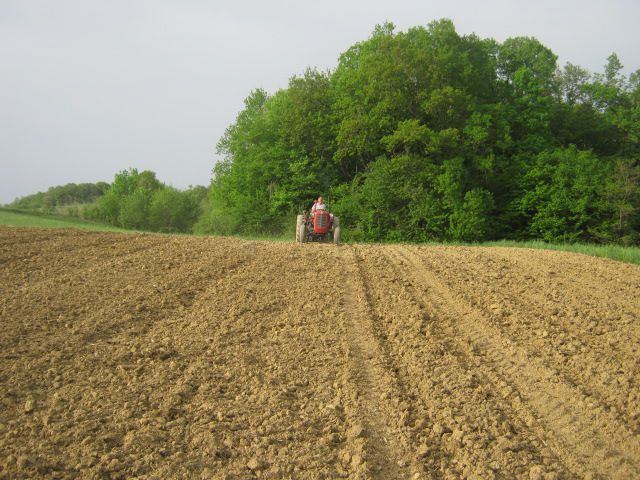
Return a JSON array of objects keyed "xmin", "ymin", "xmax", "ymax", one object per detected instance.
[{"xmin": 1, "ymin": 227, "xmax": 639, "ymax": 480}]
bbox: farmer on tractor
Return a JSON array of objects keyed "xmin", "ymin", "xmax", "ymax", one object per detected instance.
[
  {"xmin": 311, "ymin": 196, "xmax": 333, "ymax": 221},
  {"xmin": 311, "ymin": 196, "xmax": 333, "ymax": 225},
  {"xmin": 311, "ymin": 196, "xmax": 324, "ymax": 212}
]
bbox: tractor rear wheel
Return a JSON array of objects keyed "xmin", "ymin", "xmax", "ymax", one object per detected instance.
[
  {"xmin": 333, "ymin": 226, "xmax": 341, "ymax": 244},
  {"xmin": 296, "ymin": 215, "xmax": 304, "ymax": 242},
  {"xmin": 298, "ymin": 223, "xmax": 307, "ymax": 243}
]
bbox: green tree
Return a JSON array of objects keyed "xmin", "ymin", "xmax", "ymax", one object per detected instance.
[
  {"xmin": 94, "ymin": 168, "xmax": 202, "ymax": 232},
  {"xmin": 518, "ymin": 147, "xmax": 612, "ymax": 242},
  {"xmin": 119, "ymin": 188, "xmax": 152, "ymax": 230},
  {"xmin": 450, "ymin": 189, "xmax": 495, "ymax": 241},
  {"xmin": 148, "ymin": 188, "xmax": 185, "ymax": 232},
  {"xmin": 607, "ymin": 159, "xmax": 640, "ymax": 243},
  {"xmin": 558, "ymin": 62, "xmax": 591, "ymax": 105},
  {"xmin": 497, "ymin": 37, "xmax": 557, "ymax": 91}
]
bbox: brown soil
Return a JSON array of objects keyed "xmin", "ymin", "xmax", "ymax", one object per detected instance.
[{"xmin": 1, "ymin": 227, "xmax": 639, "ymax": 479}]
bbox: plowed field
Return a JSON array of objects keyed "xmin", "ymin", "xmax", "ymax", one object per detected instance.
[{"xmin": 1, "ymin": 227, "xmax": 639, "ymax": 480}]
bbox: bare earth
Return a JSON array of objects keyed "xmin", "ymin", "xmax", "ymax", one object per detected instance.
[{"xmin": 1, "ymin": 227, "xmax": 639, "ymax": 480}]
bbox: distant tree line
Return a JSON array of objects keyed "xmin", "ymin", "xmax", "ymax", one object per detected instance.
[
  {"xmin": 7, "ymin": 171, "xmax": 207, "ymax": 234},
  {"xmin": 8, "ymin": 182, "xmax": 110, "ymax": 213},
  {"xmin": 199, "ymin": 19, "xmax": 640, "ymax": 244}
]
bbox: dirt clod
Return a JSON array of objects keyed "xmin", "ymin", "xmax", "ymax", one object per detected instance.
[
  {"xmin": 416, "ymin": 444, "xmax": 429, "ymax": 458},
  {"xmin": 348, "ymin": 424, "xmax": 365, "ymax": 438},
  {"xmin": 246, "ymin": 457, "xmax": 263, "ymax": 470},
  {"xmin": 529, "ymin": 465, "xmax": 545, "ymax": 480}
]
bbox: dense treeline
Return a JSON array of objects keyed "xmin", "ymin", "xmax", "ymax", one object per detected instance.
[
  {"xmin": 7, "ymin": 170, "xmax": 207, "ymax": 234},
  {"xmin": 200, "ymin": 20, "xmax": 640, "ymax": 244},
  {"xmin": 92, "ymin": 169, "xmax": 207, "ymax": 233},
  {"xmin": 8, "ymin": 182, "xmax": 110, "ymax": 213}
]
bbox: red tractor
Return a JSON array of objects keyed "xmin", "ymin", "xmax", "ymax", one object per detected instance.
[{"xmin": 296, "ymin": 210, "xmax": 341, "ymax": 244}]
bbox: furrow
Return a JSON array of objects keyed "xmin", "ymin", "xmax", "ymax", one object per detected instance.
[
  {"xmin": 380, "ymin": 246, "xmax": 573, "ymax": 479},
  {"xmin": 425, "ymin": 246, "xmax": 640, "ymax": 433},
  {"xmin": 396, "ymin": 245, "xmax": 640, "ymax": 480},
  {"xmin": 335, "ymin": 245, "xmax": 427, "ymax": 479}
]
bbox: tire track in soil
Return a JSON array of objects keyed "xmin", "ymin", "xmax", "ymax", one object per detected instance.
[
  {"xmin": 374, "ymin": 247, "xmax": 570, "ymax": 478},
  {"xmin": 4, "ymin": 229, "xmax": 640, "ymax": 479},
  {"xmin": 140, "ymin": 242, "xmax": 351, "ymax": 479},
  {"xmin": 487, "ymin": 247, "xmax": 640, "ymax": 313},
  {"xmin": 337, "ymin": 245, "xmax": 426, "ymax": 479},
  {"xmin": 451, "ymin": 246, "xmax": 640, "ymax": 353},
  {"xmin": 0, "ymin": 238, "xmax": 131, "ymax": 274},
  {"xmin": 394, "ymin": 245, "xmax": 640, "ymax": 480},
  {"xmin": 486, "ymin": 247, "xmax": 640, "ymax": 355},
  {"xmin": 442, "ymin": 247, "xmax": 640, "ymax": 434},
  {"xmin": 0, "ymin": 238, "xmax": 254, "ymax": 424},
  {"xmin": 0, "ymin": 228, "xmax": 85, "ymax": 252}
]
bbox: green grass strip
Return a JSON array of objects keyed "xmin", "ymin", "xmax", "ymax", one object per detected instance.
[
  {"xmin": 0, "ymin": 208, "xmax": 130, "ymax": 232},
  {"xmin": 479, "ymin": 239, "xmax": 640, "ymax": 266},
  {"xmin": 2, "ymin": 208, "xmax": 638, "ymax": 265}
]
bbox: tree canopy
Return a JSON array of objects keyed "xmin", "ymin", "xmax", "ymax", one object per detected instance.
[{"xmin": 198, "ymin": 19, "xmax": 640, "ymax": 244}]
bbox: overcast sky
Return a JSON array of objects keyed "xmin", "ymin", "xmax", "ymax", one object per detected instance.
[{"xmin": 1, "ymin": 0, "xmax": 639, "ymax": 204}]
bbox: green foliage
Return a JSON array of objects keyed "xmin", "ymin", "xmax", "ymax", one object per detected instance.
[
  {"xmin": 497, "ymin": 36, "xmax": 557, "ymax": 91},
  {"xmin": 148, "ymin": 186, "xmax": 205, "ymax": 233},
  {"xmin": 94, "ymin": 168, "xmax": 205, "ymax": 233},
  {"xmin": 203, "ymin": 20, "xmax": 640, "ymax": 245},
  {"xmin": 450, "ymin": 189, "xmax": 495, "ymax": 241},
  {"xmin": 518, "ymin": 147, "xmax": 612, "ymax": 242},
  {"xmin": 7, "ymin": 182, "xmax": 110, "ymax": 213},
  {"xmin": 94, "ymin": 191, "xmax": 120, "ymax": 224},
  {"xmin": 119, "ymin": 188, "xmax": 152, "ymax": 229},
  {"xmin": 606, "ymin": 159, "xmax": 640, "ymax": 244}
]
